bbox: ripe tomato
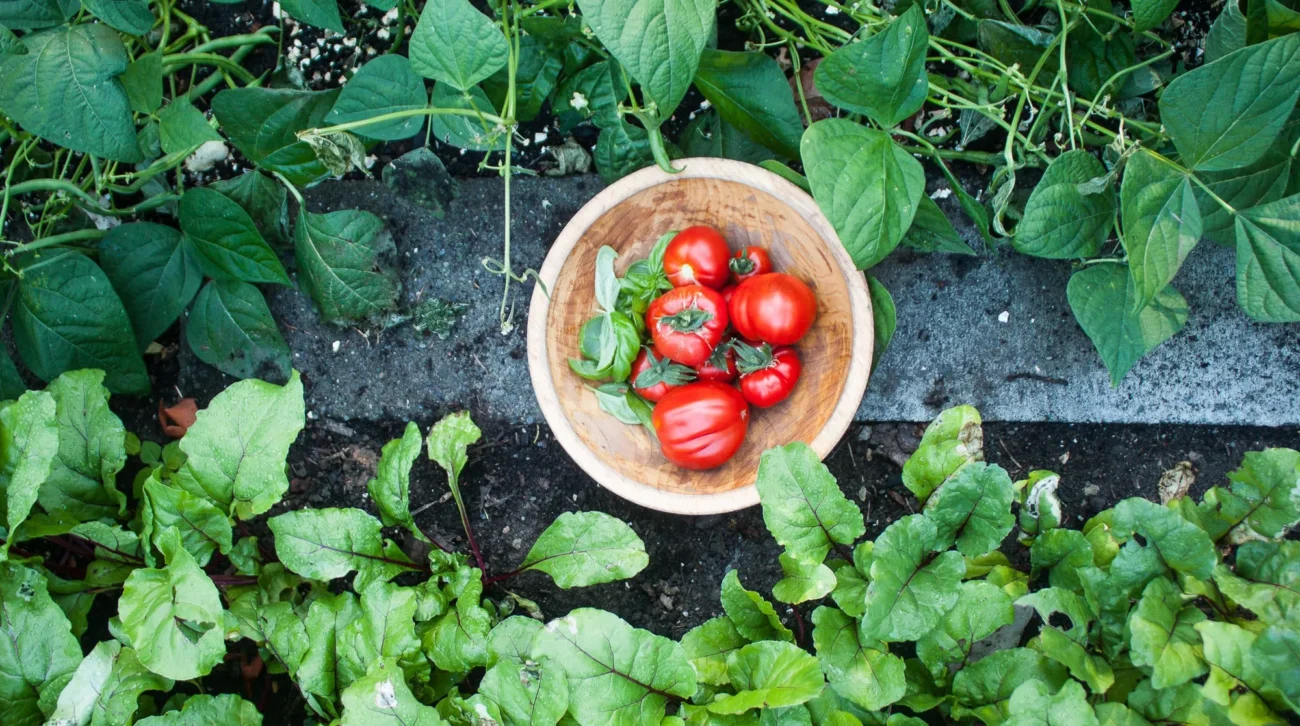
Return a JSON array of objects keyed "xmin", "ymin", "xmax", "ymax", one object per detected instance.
[
  {"xmin": 646, "ymin": 285, "xmax": 729, "ymax": 367},
  {"xmin": 735, "ymin": 343, "xmax": 801, "ymax": 408},
  {"xmin": 729, "ymin": 273, "xmax": 817, "ymax": 346},
  {"xmin": 663, "ymin": 226, "xmax": 731, "ymax": 289},
  {"xmin": 696, "ymin": 342, "xmax": 738, "ymax": 382},
  {"xmin": 721, "ymin": 284, "xmax": 737, "ymax": 306},
  {"xmin": 730, "ymin": 245, "xmax": 773, "ymax": 283},
  {"xmin": 629, "ymin": 346, "xmax": 695, "ymax": 402},
  {"xmin": 651, "ymin": 381, "xmax": 749, "ymax": 469}
]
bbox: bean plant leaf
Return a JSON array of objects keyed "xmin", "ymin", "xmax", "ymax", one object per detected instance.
[
  {"xmin": 367, "ymin": 422, "xmax": 424, "ymax": 539},
  {"xmin": 1132, "ymin": 0, "xmax": 1181, "ymax": 32},
  {"xmin": 82, "ymin": 0, "xmax": 153, "ymax": 39},
  {"xmin": 707, "ymin": 641, "xmax": 824, "ymax": 715},
  {"xmin": 902, "ymin": 196, "xmax": 977, "ymax": 255},
  {"xmin": 121, "ymin": 51, "xmax": 162, "ymax": 114},
  {"xmin": 682, "ymin": 617, "xmax": 748, "ymax": 686},
  {"xmin": 1234, "ymin": 193, "xmax": 1300, "ymax": 322},
  {"xmin": 1214, "ymin": 540, "xmax": 1300, "ymax": 625},
  {"xmin": 811, "ymin": 606, "xmax": 906, "ymax": 711},
  {"xmin": 481, "ymin": 34, "xmax": 564, "ymax": 124},
  {"xmin": 519, "ymin": 511, "xmax": 649, "ymax": 588},
  {"xmin": 923, "ymin": 462, "xmax": 1016, "ymax": 557},
  {"xmin": 210, "ymin": 172, "xmax": 292, "ymax": 247},
  {"xmin": 1013, "ymin": 150, "xmax": 1115, "ymax": 259},
  {"xmin": 533, "ymin": 608, "xmax": 696, "ymax": 725},
  {"xmin": 47, "ymin": 641, "xmax": 173, "ymax": 726},
  {"xmin": 157, "ymin": 98, "xmax": 222, "ymax": 155},
  {"xmin": 119, "ymin": 528, "xmax": 225, "ymax": 680},
  {"xmin": 1127, "ymin": 576, "xmax": 1207, "ymax": 688},
  {"xmin": 1120, "ymin": 151, "xmax": 1202, "ymax": 310},
  {"xmin": 576, "ymin": 0, "xmax": 715, "ymax": 115},
  {"xmin": 99, "ymin": 222, "xmax": 203, "ymax": 348},
  {"xmin": 1006, "ymin": 679, "xmax": 1098, "ymax": 726},
  {"xmin": 1111, "ymin": 498, "xmax": 1216, "ymax": 579},
  {"xmin": 867, "ymin": 275, "xmax": 896, "ymax": 368},
  {"xmin": 1205, "ymin": 0, "xmax": 1247, "ymax": 63},
  {"xmin": 0, "ymin": 390, "xmax": 57, "ymax": 558},
  {"xmin": 269, "ymin": 508, "xmax": 412, "ymax": 592},
  {"xmin": 211, "ymin": 87, "xmax": 339, "ymax": 183},
  {"xmin": 803, "ymin": 119, "xmax": 925, "ymax": 269},
  {"xmin": 1196, "ymin": 147, "xmax": 1291, "ymax": 246},
  {"xmin": 814, "ymin": 5, "xmax": 929, "ymax": 127},
  {"xmin": 1065, "ymin": 20, "xmax": 1136, "ymax": 101},
  {"xmin": 326, "ymin": 55, "xmax": 429, "ymax": 141},
  {"xmin": 1159, "ymin": 34, "xmax": 1300, "ymax": 172},
  {"xmin": 12, "ymin": 252, "xmax": 150, "ymax": 395},
  {"xmin": 915, "ymin": 581, "xmax": 1015, "ymax": 677},
  {"xmin": 173, "ymin": 370, "xmax": 304, "ymax": 519},
  {"xmin": 429, "ymin": 82, "xmax": 505, "ymax": 151},
  {"xmin": 1067, "ymin": 262, "xmax": 1188, "ymax": 386},
  {"xmin": 279, "ymin": 0, "xmax": 345, "ymax": 33},
  {"xmin": 295, "ymin": 208, "xmax": 399, "ymax": 325},
  {"xmin": 409, "ymin": 0, "xmax": 509, "ymax": 90},
  {"xmin": 179, "ymin": 188, "xmax": 290, "ymax": 285},
  {"xmin": 136, "ymin": 694, "xmax": 263, "ymax": 725},
  {"xmin": 554, "ymin": 60, "xmax": 625, "ymax": 131},
  {"xmin": 0, "ymin": 25, "xmax": 142, "ymax": 162},
  {"xmin": 861, "ymin": 514, "xmax": 966, "ymax": 643},
  {"xmin": 0, "ymin": 562, "xmax": 83, "ymax": 725},
  {"xmin": 951, "ymin": 648, "xmax": 1069, "ymax": 724},
  {"xmin": 977, "ymin": 19, "xmax": 1059, "ymax": 74},
  {"xmin": 772, "ymin": 553, "xmax": 836, "ymax": 604},
  {"xmin": 693, "ymin": 49, "xmax": 803, "ymax": 158},
  {"xmin": 754, "ymin": 442, "xmax": 865, "ymax": 566},
  {"xmin": 185, "ymin": 280, "xmax": 292, "ymax": 383},
  {"xmin": 721, "ymin": 569, "xmax": 794, "ymax": 642},
  {"xmin": 0, "ymin": 0, "xmax": 78, "ymax": 29}
]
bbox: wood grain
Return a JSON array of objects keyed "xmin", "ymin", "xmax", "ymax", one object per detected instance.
[{"xmin": 527, "ymin": 159, "xmax": 873, "ymax": 514}]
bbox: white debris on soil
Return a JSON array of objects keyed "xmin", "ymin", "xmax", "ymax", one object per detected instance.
[
  {"xmin": 184, "ymin": 141, "xmax": 229, "ymax": 173},
  {"xmin": 929, "ymin": 187, "xmax": 952, "ymax": 200},
  {"xmin": 997, "ymin": 311, "xmax": 1010, "ymax": 323}
]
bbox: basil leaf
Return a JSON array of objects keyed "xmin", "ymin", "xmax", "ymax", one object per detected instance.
[
  {"xmin": 185, "ymin": 280, "xmax": 292, "ymax": 383},
  {"xmin": 693, "ymin": 49, "xmax": 804, "ymax": 158},
  {"xmin": 326, "ymin": 55, "xmax": 429, "ymax": 141},
  {"xmin": 99, "ymin": 222, "xmax": 203, "ymax": 348},
  {"xmin": 594, "ymin": 245, "xmax": 621, "ymax": 312},
  {"xmin": 1067, "ymin": 262, "xmax": 1187, "ymax": 385},
  {"xmin": 409, "ymin": 0, "xmax": 509, "ymax": 90},
  {"xmin": 815, "ymin": 6, "xmax": 929, "ymax": 127}
]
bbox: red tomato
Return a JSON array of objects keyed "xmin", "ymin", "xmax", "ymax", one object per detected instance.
[
  {"xmin": 663, "ymin": 226, "xmax": 731, "ymax": 289},
  {"xmin": 646, "ymin": 285, "xmax": 729, "ymax": 367},
  {"xmin": 629, "ymin": 346, "xmax": 695, "ymax": 402},
  {"xmin": 736, "ymin": 343, "xmax": 801, "ymax": 408},
  {"xmin": 696, "ymin": 343, "xmax": 738, "ymax": 382},
  {"xmin": 729, "ymin": 273, "xmax": 817, "ymax": 346},
  {"xmin": 651, "ymin": 381, "xmax": 749, "ymax": 469},
  {"xmin": 721, "ymin": 284, "xmax": 737, "ymax": 306},
  {"xmin": 730, "ymin": 246, "xmax": 773, "ymax": 283}
]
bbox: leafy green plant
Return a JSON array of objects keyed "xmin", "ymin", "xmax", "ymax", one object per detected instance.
[{"xmin": 3, "ymin": 370, "xmax": 1298, "ymax": 725}]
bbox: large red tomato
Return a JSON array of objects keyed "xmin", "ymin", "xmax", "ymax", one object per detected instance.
[
  {"xmin": 646, "ymin": 285, "xmax": 729, "ymax": 367},
  {"xmin": 728, "ymin": 273, "xmax": 817, "ymax": 346},
  {"xmin": 730, "ymin": 245, "xmax": 773, "ymax": 283},
  {"xmin": 663, "ymin": 226, "xmax": 731, "ymax": 289},
  {"xmin": 630, "ymin": 346, "xmax": 695, "ymax": 402},
  {"xmin": 736, "ymin": 344, "xmax": 801, "ymax": 408},
  {"xmin": 651, "ymin": 382, "xmax": 749, "ymax": 469}
]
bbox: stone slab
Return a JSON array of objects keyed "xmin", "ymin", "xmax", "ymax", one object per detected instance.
[{"xmin": 182, "ymin": 176, "xmax": 1300, "ymax": 426}]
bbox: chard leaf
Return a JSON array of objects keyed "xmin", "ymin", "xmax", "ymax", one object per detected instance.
[
  {"xmin": 1160, "ymin": 34, "xmax": 1300, "ymax": 172},
  {"xmin": 1111, "ymin": 498, "xmax": 1216, "ymax": 579},
  {"xmin": 1195, "ymin": 621, "xmax": 1282, "ymax": 721},
  {"xmin": 901, "ymin": 405, "xmax": 983, "ymax": 502},
  {"xmin": 427, "ymin": 410, "xmax": 481, "ymax": 488},
  {"xmin": 721, "ymin": 569, "xmax": 794, "ymax": 642},
  {"xmin": 1128, "ymin": 576, "xmax": 1208, "ymax": 689},
  {"xmin": 802, "ymin": 119, "xmax": 925, "ymax": 269},
  {"xmin": 337, "ymin": 581, "xmax": 421, "ymax": 690},
  {"xmin": 1214, "ymin": 540, "xmax": 1300, "ymax": 625},
  {"xmin": 479, "ymin": 657, "xmax": 570, "ymax": 726},
  {"xmin": 0, "ymin": 390, "xmax": 57, "ymax": 558},
  {"xmin": 754, "ymin": 442, "xmax": 865, "ymax": 566},
  {"xmin": 135, "ymin": 694, "xmax": 263, "ymax": 725},
  {"xmin": 682, "ymin": 617, "xmax": 748, "ymax": 686},
  {"xmin": 0, "ymin": 562, "xmax": 83, "ymax": 725},
  {"xmin": 772, "ymin": 553, "xmax": 836, "ymax": 604},
  {"xmin": 46, "ymin": 641, "xmax": 172, "ymax": 726},
  {"xmin": 141, "ymin": 474, "xmax": 233, "ymax": 567},
  {"xmin": 1067, "ymin": 263, "xmax": 1188, "ymax": 386},
  {"xmin": 519, "ymin": 511, "xmax": 649, "ymax": 588},
  {"xmin": 814, "ymin": 6, "xmax": 929, "ymax": 127},
  {"xmin": 1034, "ymin": 625, "xmax": 1115, "ymax": 695},
  {"xmin": 486, "ymin": 616, "xmax": 545, "ymax": 667},
  {"xmin": 173, "ymin": 371, "xmax": 304, "ymax": 519},
  {"xmin": 1126, "ymin": 679, "xmax": 1217, "ymax": 725},
  {"xmin": 1029, "ymin": 529, "xmax": 1095, "ymax": 591},
  {"xmin": 119, "ymin": 529, "xmax": 225, "ymax": 680},
  {"xmin": 424, "ymin": 567, "xmax": 492, "ymax": 672},
  {"xmin": 951, "ymin": 648, "xmax": 1068, "ymax": 725},
  {"xmin": 295, "ymin": 208, "xmax": 398, "ymax": 325},
  {"xmin": 706, "ymin": 641, "xmax": 823, "ymax": 715},
  {"xmin": 1013, "ymin": 150, "xmax": 1115, "ymax": 259},
  {"xmin": 409, "ymin": 0, "xmax": 508, "ymax": 90},
  {"xmin": 1207, "ymin": 448, "xmax": 1300, "ymax": 541},
  {"xmin": 269, "ymin": 508, "xmax": 413, "ymax": 591},
  {"xmin": 811, "ymin": 606, "xmax": 905, "ymax": 711},
  {"xmin": 533, "ymin": 608, "xmax": 696, "ymax": 725},
  {"xmin": 1120, "ymin": 151, "xmax": 1202, "ymax": 310},
  {"xmin": 298, "ymin": 591, "xmax": 362, "ymax": 705},
  {"xmin": 916, "ymin": 581, "xmax": 1015, "ymax": 678},
  {"xmin": 861, "ymin": 514, "xmax": 966, "ymax": 643},
  {"xmin": 367, "ymin": 422, "xmax": 424, "ymax": 540},
  {"xmin": 1006, "ymin": 680, "xmax": 1098, "ymax": 726},
  {"xmin": 1250, "ymin": 625, "xmax": 1300, "ymax": 712},
  {"xmin": 923, "ymin": 462, "xmax": 1016, "ymax": 557}
]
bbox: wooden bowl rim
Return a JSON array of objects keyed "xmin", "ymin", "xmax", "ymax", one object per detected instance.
[{"xmin": 527, "ymin": 157, "xmax": 873, "ymax": 514}]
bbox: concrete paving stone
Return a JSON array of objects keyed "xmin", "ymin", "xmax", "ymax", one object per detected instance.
[{"xmin": 182, "ymin": 175, "xmax": 1299, "ymax": 426}]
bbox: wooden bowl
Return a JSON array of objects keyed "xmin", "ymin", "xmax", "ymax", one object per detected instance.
[{"xmin": 527, "ymin": 158, "xmax": 872, "ymax": 514}]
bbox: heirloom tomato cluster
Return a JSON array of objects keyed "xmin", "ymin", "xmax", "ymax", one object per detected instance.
[{"xmin": 568, "ymin": 226, "xmax": 817, "ymax": 469}]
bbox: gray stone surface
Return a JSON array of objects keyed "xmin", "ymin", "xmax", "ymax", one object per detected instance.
[{"xmin": 182, "ymin": 175, "xmax": 1299, "ymax": 426}]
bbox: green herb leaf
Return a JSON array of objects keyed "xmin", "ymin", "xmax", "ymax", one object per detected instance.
[
  {"xmin": 11, "ymin": 252, "xmax": 150, "ymax": 395},
  {"xmin": 693, "ymin": 49, "xmax": 804, "ymax": 159},
  {"xmin": 367, "ymin": 422, "xmax": 424, "ymax": 540},
  {"xmin": 814, "ymin": 6, "xmax": 929, "ymax": 127},
  {"xmin": 811, "ymin": 606, "xmax": 906, "ymax": 711},
  {"xmin": 47, "ymin": 641, "xmax": 173, "ymax": 726},
  {"xmin": 119, "ymin": 528, "xmax": 225, "ymax": 680},
  {"xmin": 185, "ymin": 280, "xmax": 292, "ymax": 383},
  {"xmin": 721, "ymin": 569, "xmax": 794, "ymax": 642},
  {"xmin": 326, "ymin": 55, "xmax": 429, "ymax": 141},
  {"xmin": 682, "ymin": 616, "xmax": 748, "ymax": 686},
  {"xmin": 1235, "ymin": 193, "xmax": 1300, "ymax": 322},
  {"xmin": 1067, "ymin": 263, "xmax": 1188, "ymax": 386},
  {"xmin": 754, "ymin": 442, "xmax": 865, "ymax": 567},
  {"xmin": 520, "ymin": 511, "xmax": 649, "ymax": 588},
  {"xmin": 173, "ymin": 370, "xmax": 304, "ymax": 519},
  {"xmin": 0, "ymin": 25, "xmax": 142, "ymax": 162},
  {"xmin": 706, "ymin": 640, "xmax": 823, "ymax": 714},
  {"xmin": 576, "ymin": 0, "xmax": 715, "ymax": 115},
  {"xmin": 1160, "ymin": 34, "xmax": 1300, "ymax": 172},
  {"xmin": 179, "ymin": 187, "xmax": 289, "ymax": 285},
  {"xmin": 1120, "ymin": 151, "xmax": 1202, "ymax": 310},
  {"xmin": 533, "ymin": 608, "xmax": 696, "ymax": 724},
  {"xmin": 916, "ymin": 581, "xmax": 1015, "ymax": 678},
  {"xmin": 802, "ymin": 119, "xmax": 925, "ymax": 269},
  {"xmin": 1013, "ymin": 150, "xmax": 1115, "ymax": 259},
  {"xmin": 923, "ymin": 462, "xmax": 1016, "ymax": 557},
  {"xmin": 99, "ymin": 222, "xmax": 203, "ymax": 348},
  {"xmin": 861, "ymin": 514, "xmax": 966, "ymax": 643},
  {"xmin": 409, "ymin": 0, "xmax": 509, "ymax": 90},
  {"xmin": 772, "ymin": 553, "xmax": 836, "ymax": 604}
]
